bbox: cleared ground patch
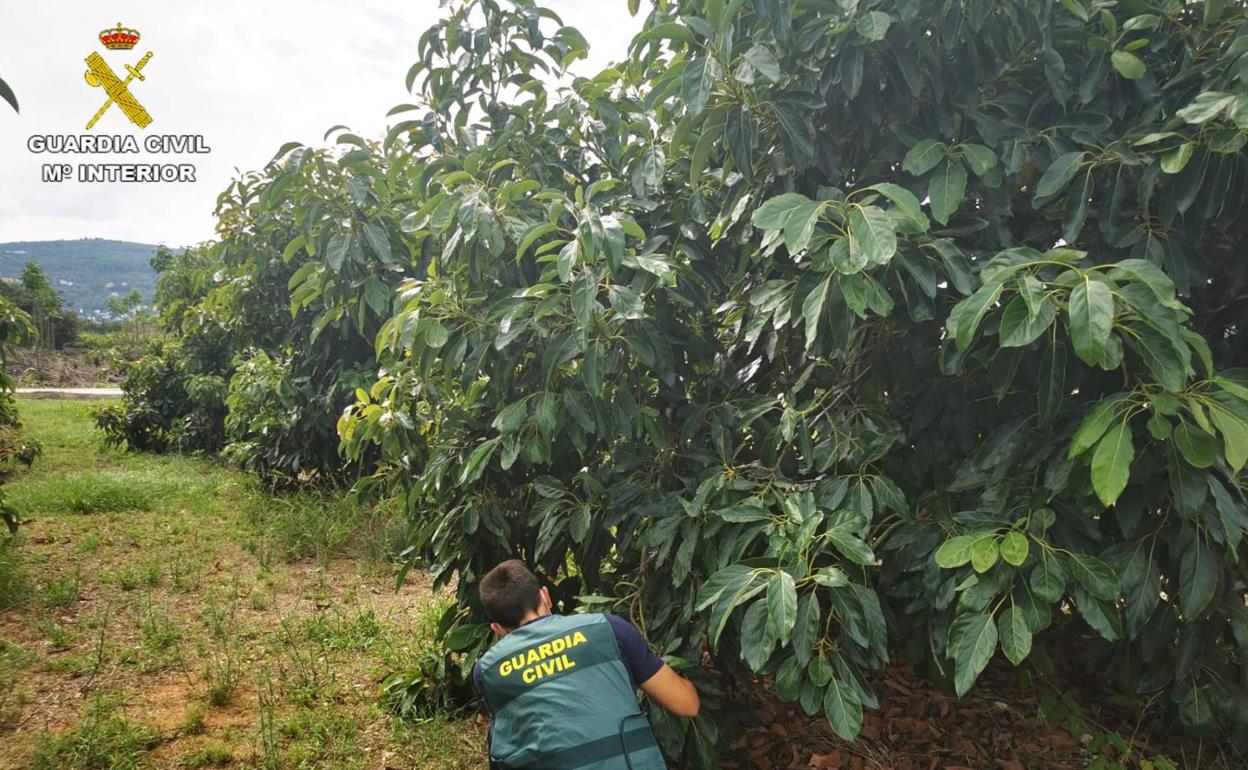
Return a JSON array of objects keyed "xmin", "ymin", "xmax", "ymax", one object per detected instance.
[{"xmin": 0, "ymin": 398, "xmax": 485, "ymax": 769}]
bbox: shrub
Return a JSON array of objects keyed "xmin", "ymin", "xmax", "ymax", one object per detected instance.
[
  {"xmin": 95, "ymin": 342, "xmax": 228, "ymax": 453},
  {"xmin": 99, "ymin": 149, "xmax": 396, "ymax": 482}
]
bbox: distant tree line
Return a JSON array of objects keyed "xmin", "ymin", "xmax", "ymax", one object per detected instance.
[
  {"xmin": 0, "ymin": 260, "xmax": 158, "ymax": 354},
  {"xmin": 0, "ymin": 262, "xmax": 78, "ymax": 351}
]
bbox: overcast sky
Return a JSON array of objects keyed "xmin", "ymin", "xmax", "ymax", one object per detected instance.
[{"xmin": 0, "ymin": 1, "xmax": 637, "ymax": 246}]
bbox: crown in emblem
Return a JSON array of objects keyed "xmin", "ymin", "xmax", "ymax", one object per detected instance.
[{"xmin": 99, "ymin": 22, "xmax": 140, "ymax": 50}]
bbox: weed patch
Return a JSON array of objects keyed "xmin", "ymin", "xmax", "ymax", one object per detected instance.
[
  {"xmin": 179, "ymin": 743, "xmax": 233, "ymax": 768},
  {"xmin": 31, "ymin": 693, "xmax": 161, "ymax": 770},
  {"xmin": 42, "ymin": 569, "xmax": 82, "ymax": 608},
  {"xmin": 9, "ymin": 470, "xmax": 182, "ymax": 514},
  {"xmin": 0, "ymin": 536, "xmax": 30, "ymax": 609}
]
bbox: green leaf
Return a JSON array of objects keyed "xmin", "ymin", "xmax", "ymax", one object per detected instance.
[
  {"xmin": 784, "ymin": 200, "xmax": 824, "ymax": 254},
  {"xmin": 828, "ymin": 529, "xmax": 876, "ymax": 566},
  {"xmin": 855, "ymin": 11, "xmax": 892, "ymax": 42},
  {"xmin": 557, "ymin": 241, "xmax": 578, "ymax": 282},
  {"xmin": 930, "ymin": 239, "xmax": 974, "ymax": 295},
  {"xmin": 362, "ymin": 223, "xmax": 392, "ymax": 263},
  {"xmin": 695, "ymin": 564, "xmax": 752, "ymax": 610},
  {"xmin": 998, "ymin": 296, "xmax": 1056, "ymax": 348},
  {"xmin": 740, "ymin": 600, "xmax": 776, "ymax": 670},
  {"xmin": 518, "ymin": 222, "xmax": 559, "ymax": 262},
  {"xmin": 326, "ymin": 233, "xmax": 351, "ymax": 271},
  {"xmin": 935, "ymin": 535, "xmax": 976, "ymax": 568},
  {"xmin": 751, "ymin": 193, "xmax": 811, "ymax": 231},
  {"xmin": 928, "ymin": 159, "xmax": 968, "ymax": 226},
  {"xmin": 424, "ymin": 321, "xmax": 449, "ymax": 349},
  {"xmin": 1000, "ymin": 532, "xmax": 1029, "ymax": 567},
  {"xmin": 971, "ymin": 537, "xmax": 1000, "ymax": 573},
  {"xmin": 1068, "ymin": 553, "xmax": 1119, "ymax": 601},
  {"xmin": 1030, "ymin": 559, "xmax": 1066, "ymax": 603},
  {"xmin": 492, "ymin": 400, "xmax": 528, "ymax": 435},
  {"xmin": 1060, "ymin": 0, "xmax": 1089, "ymax": 22},
  {"xmin": 949, "ymin": 612, "xmax": 998, "ymax": 696},
  {"xmin": 847, "ymin": 205, "xmax": 897, "ymax": 265},
  {"xmin": 635, "ymin": 21, "xmax": 696, "ymax": 45},
  {"xmin": 767, "ymin": 571, "xmax": 798, "ymax": 645},
  {"xmin": 1070, "ymin": 396, "xmax": 1127, "ymax": 459},
  {"xmin": 1176, "ymin": 91, "xmax": 1237, "ymax": 124},
  {"xmin": 1179, "ymin": 538, "xmax": 1218, "ymax": 619},
  {"xmin": 1214, "ymin": 377, "xmax": 1248, "ymax": 403},
  {"xmin": 1034, "ymin": 152, "xmax": 1086, "ymax": 200},
  {"xmin": 823, "ymin": 678, "xmax": 864, "ymax": 740},
  {"xmin": 813, "ymin": 566, "xmax": 849, "ymax": 588},
  {"xmin": 1173, "ymin": 423, "xmax": 1218, "ymax": 468},
  {"xmin": 808, "ymin": 655, "xmax": 834, "ymax": 687},
  {"xmin": 1067, "ymin": 278, "xmax": 1115, "ymax": 366},
  {"xmin": 773, "ymin": 656, "xmax": 804, "ymax": 701},
  {"xmin": 460, "ymin": 437, "xmax": 500, "ymax": 484},
  {"xmin": 716, "ymin": 503, "xmax": 771, "ymax": 523},
  {"xmin": 742, "ymin": 44, "xmax": 781, "ymax": 83},
  {"xmin": 1111, "ymin": 50, "xmax": 1146, "ymax": 79},
  {"xmin": 803, "ymin": 276, "xmax": 831, "ymax": 350},
  {"xmin": 960, "ymin": 144, "xmax": 997, "ymax": 176},
  {"xmin": 1209, "ymin": 405, "xmax": 1248, "ymax": 473},
  {"xmin": 902, "ymin": 140, "xmax": 948, "ymax": 176},
  {"xmin": 774, "ymin": 100, "xmax": 816, "ymax": 167},
  {"xmin": 998, "ymin": 605, "xmax": 1032, "ymax": 665},
  {"xmin": 703, "ymin": 568, "xmax": 767, "ymax": 648},
  {"xmin": 1107, "ymin": 259, "xmax": 1183, "ymax": 310},
  {"xmin": 1122, "ymin": 14, "xmax": 1160, "ymax": 31},
  {"xmin": 947, "ymin": 281, "xmax": 1004, "ymax": 350},
  {"xmin": 0, "ymin": 76, "xmax": 18, "ymax": 113},
  {"xmin": 681, "ymin": 57, "xmax": 720, "ymax": 114},
  {"xmin": 1091, "ymin": 421, "xmax": 1134, "ymax": 506},
  {"xmin": 866, "ymin": 183, "xmax": 928, "ymax": 230},
  {"xmin": 608, "ymin": 285, "xmax": 644, "ymax": 320},
  {"xmin": 1160, "ymin": 143, "xmax": 1195, "ymax": 174}
]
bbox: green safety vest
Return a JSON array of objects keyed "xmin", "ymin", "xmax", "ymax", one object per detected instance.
[{"xmin": 478, "ymin": 613, "xmax": 667, "ymax": 770}]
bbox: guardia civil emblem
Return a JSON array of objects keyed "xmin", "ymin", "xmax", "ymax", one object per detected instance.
[{"xmin": 84, "ymin": 22, "xmax": 154, "ymax": 130}]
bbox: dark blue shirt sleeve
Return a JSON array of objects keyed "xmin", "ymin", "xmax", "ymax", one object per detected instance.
[
  {"xmin": 473, "ymin": 660, "xmax": 489, "ymax": 713},
  {"xmin": 606, "ymin": 614, "xmax": 665, "ymax": 688}
]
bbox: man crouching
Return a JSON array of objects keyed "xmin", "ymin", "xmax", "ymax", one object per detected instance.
[{"xmin": 473, "ymin": 560, "xmax": 700, "ymax": 769}]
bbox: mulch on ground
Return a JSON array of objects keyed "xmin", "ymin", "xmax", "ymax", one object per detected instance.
[{"xmin": 724, "ymin": 662, "xmax": 1231, "ymax": 770}]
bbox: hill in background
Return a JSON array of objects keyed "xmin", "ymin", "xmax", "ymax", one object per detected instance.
[{"xmin": 0, "ymin": 239, "xmax": 166, "ymax": 319}]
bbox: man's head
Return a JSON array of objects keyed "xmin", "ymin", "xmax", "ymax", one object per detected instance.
[{"xmin": 479, "ymin": 559, "xmax": 552, "ymax": 636}]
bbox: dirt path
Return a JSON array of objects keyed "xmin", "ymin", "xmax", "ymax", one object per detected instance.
[{"xmin": 15, "ymin": 387, "xmax": 123, "ymax": 398}]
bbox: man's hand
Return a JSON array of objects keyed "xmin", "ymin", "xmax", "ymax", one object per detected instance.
[{"xmin": 638, "ymin": 663, "xmax": 700, "ymax": 717}]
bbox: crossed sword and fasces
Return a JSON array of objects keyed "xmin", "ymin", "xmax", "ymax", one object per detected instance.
[{"xmin": 83, "ymin": 50, "xmax": 153, "ymax": 129}]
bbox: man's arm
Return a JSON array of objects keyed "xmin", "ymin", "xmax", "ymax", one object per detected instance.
[
  {"xmin": 605, "ymin": 615, "xmax": 700, "ymax": 718},
  {"xmin": 638, "ymin": 664, "xmax": 700, "ymax": 717}
]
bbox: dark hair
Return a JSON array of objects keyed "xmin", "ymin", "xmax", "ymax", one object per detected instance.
[{"xmin": 479, "ymin": 560, "xmax": 541, "ymax": 628}]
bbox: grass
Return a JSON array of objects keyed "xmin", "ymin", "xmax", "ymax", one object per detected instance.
[
  {"xmin": 6, "ymin": 469, "xmax": 194, "ymax": 515},
  {"xmin": 179, "ymin": 744, "xmax": 233, "ymax": 768},
  {"xmin": 0, "ymin": 537, "xmax": 30, "ymax": 610},
  {"xmin": 0, "ymin": 398, "xmax": 485, "ymax": 770},
  {"xmin": 31, "ymin": 693, "xmax": 162, "ymax": 770},
  {"xmin": 42, "ymin": 569, "xmax": 82, "ymax": 608}
]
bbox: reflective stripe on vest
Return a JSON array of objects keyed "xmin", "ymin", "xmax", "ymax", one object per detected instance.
[{"xmin": 478, "ymin": 614, "xmax": 667, "ymax": 770}]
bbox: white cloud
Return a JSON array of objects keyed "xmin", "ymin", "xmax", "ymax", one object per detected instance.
[{"xmin": 0, "ymin": 1, "xmax": 637, "ymax": 246}]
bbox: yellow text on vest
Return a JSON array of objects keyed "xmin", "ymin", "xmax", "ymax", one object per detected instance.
[{"xmin": 497, "ymin": 630, "xmax": 589, "ymax": 684}]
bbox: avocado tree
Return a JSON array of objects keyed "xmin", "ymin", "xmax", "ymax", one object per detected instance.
[
  {"xmin": 106, "ymin": 0, "xmax": 1248, "ymax": 762},
  {"xmin": 0, "ymin": 294, "xmax": 34, "ymax": 534},
  {"xmin": 337, "ymin": 0, "xmax": 1248, "ymax": 759}
]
